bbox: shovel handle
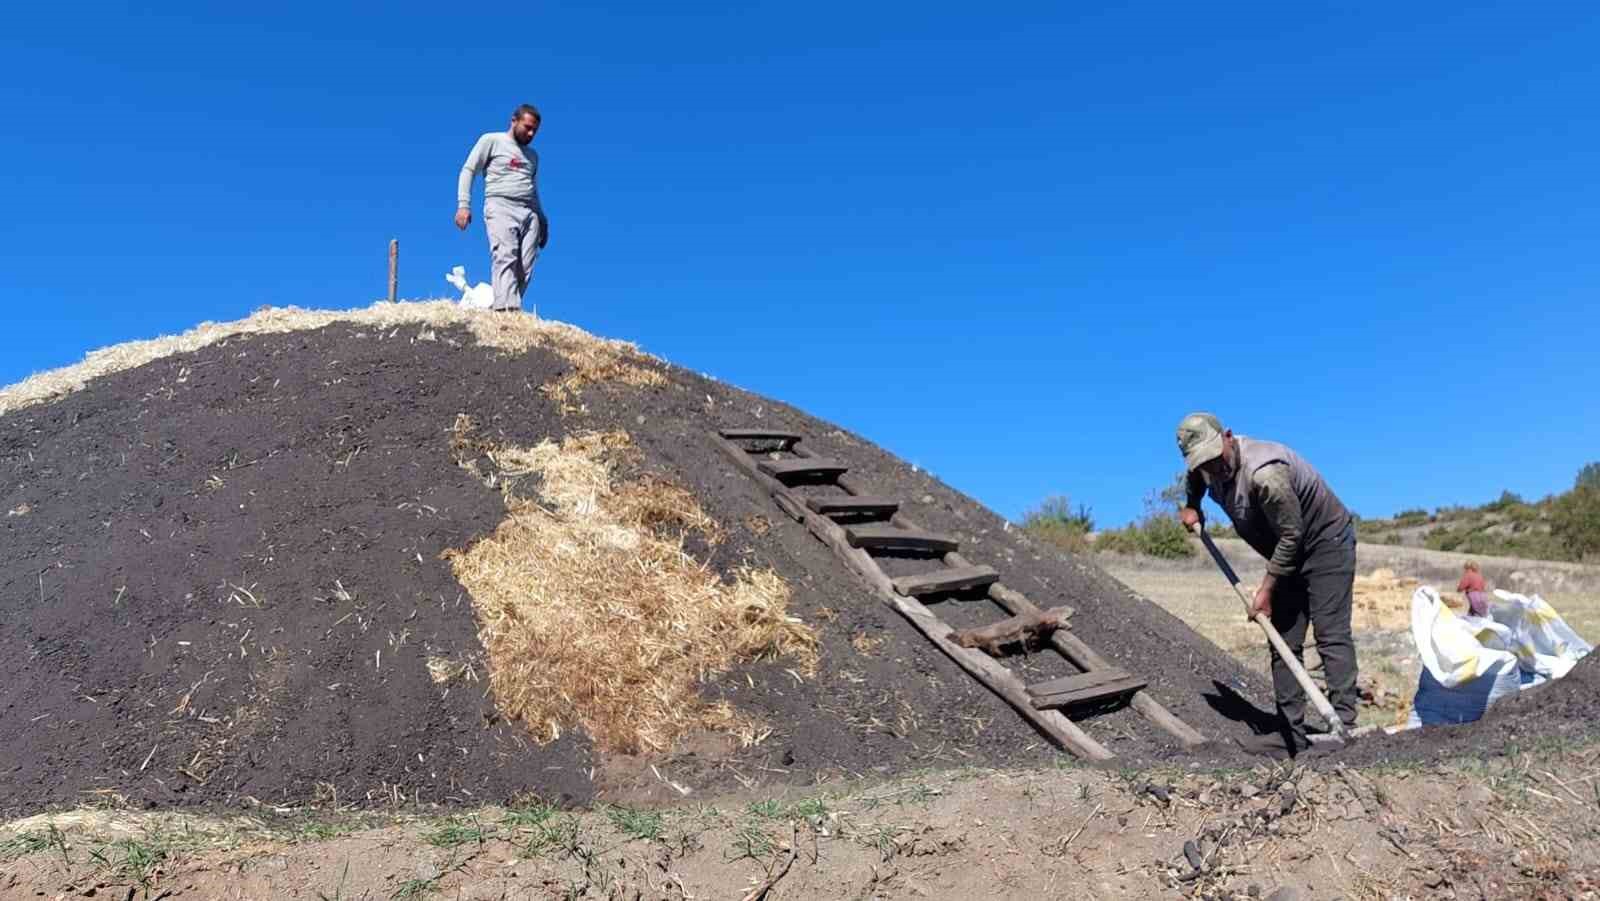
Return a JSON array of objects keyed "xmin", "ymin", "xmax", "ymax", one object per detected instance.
[{"xmin": 1190, "ymin": 523, "xmax": 1351, "ymax": 740}]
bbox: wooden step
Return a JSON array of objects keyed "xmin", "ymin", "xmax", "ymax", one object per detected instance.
[
  {"xmin": 756, "ymin": 458, "xmax": 848, "ymax": 481},
  {"xmin": 719, "ymin": 428, "xmax": 802, "ymax": 447},
  {"xmin": 1026, "ymin": 668, "xmax": 1147, "ymax": 710},
  {"xmin": 805, "ymin": 495, "xmax": 901, "ymax": 517},
  {"xmin": 893, "ymin": 564, "xmax": 1000, "ymax": 597},
  {"xmin": 845, "ymin": 524, "xmax": 959, "ymax": 554}
]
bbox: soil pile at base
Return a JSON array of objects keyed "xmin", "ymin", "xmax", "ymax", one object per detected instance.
[{"xmin": 1, "ymin": 317, "xmax": 1540, "ymax": 818}]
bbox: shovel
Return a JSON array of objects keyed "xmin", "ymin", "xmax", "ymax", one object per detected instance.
[{"xmin": 1190, "ymin": 523, "xmax": 1352, "ymax": 742}]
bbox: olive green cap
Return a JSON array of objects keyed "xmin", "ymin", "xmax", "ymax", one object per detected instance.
[{"xmin": 1176, "ymin": 412, "xmax": 1225, "ymax": 471}]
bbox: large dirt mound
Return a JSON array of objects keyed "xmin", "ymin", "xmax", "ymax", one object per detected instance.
[{"xmin": 6, "ymin": 305, "xmax": 1569, "ymax": 820}]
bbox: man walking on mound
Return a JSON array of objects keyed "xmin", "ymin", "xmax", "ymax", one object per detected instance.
[
  {"xmin": 456, "ymin": 104, "xmax": 548, "ymax": 312},
  {"xmin": 1175, "ymin": 413, "xmax": 1360, "ymax": 758}
]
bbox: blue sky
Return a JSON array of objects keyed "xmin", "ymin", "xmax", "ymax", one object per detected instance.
[{"xmin": 2, "ymin": 2, "xmax": 1595, "ymax": 526}]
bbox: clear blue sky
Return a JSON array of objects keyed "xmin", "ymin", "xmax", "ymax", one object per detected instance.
[{"xmin": 2, "ymin": 3, "xmax": 1595, "ymax": 526}]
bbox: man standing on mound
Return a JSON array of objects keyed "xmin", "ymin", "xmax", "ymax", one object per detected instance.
[
  {"xmin": 1175, "ymin": 413, "xmax": 1360, "ymax": 757},
  {"xmin": 456, "ymin": 104, "xmax": 548, "ymax": 312}
]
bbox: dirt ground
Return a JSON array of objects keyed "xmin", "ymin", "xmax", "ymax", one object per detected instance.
[{"xmin": 5, "ymin": 739, "xmax": 1600, "ymax": 900}]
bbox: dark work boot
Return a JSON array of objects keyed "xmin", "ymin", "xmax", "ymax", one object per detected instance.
[{"xmin": 1234, "ymin": 729, "xmax": 1333, "ymax": 759}]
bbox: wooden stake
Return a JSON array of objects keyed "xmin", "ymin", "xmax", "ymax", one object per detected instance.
[{"xmin": 387, "ymin": 239, "xmax": 399, "ymax": 303}]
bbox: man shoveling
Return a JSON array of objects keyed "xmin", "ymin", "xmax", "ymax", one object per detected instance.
[
  {"xmin": 1175, "ymin": 412, "xmax": 1360, "ymax": 757},
  {"xmin": 456, "ymin": 103, "xmax": 548, "ymax": 313}
]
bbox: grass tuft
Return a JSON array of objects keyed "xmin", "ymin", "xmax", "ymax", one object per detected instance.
[{"xmin": 604, "ymin": 805, "xmax": 665, "ymax": 842}]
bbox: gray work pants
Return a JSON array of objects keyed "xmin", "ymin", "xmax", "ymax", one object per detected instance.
[
  {"xmin": 483, "ymin": 196, "xmax": 542, "ymax": 311},
  {"xmin": 1268, "ymin": 522, "xmax": 1359, "ymax": 744}
]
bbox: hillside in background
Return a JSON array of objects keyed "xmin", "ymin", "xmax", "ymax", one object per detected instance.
[
  {"xmin": 1019, "ymin": 463, "xmax": 1600, "ymax": 566},
  {"xmin": 1356, "ymin": 469, "xmax": 1600, "ymax": 562}
]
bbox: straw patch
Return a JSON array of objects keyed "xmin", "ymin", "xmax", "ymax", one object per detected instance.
[
  {"xmin": 0, "ymin": 301, "xmax": 664, "ymax": 415},
  {"xmin": 444, "ymin": 429, "xmax": 817, "ymax": 755},
  {"xmin": 1352, "ymin": 567, "xmax": 1435, "ymax": 631}
]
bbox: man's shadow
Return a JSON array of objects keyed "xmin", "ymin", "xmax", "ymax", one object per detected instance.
[{"xmin": 1202, "ymin": 680, "xmax": 1281, "ymax": 735}]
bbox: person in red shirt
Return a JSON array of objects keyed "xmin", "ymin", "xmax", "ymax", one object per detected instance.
[{"xmin": 1457, "ymin": 561, "xmax": 1489, "ymax": 617}]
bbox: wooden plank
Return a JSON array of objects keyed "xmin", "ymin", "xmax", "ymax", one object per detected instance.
[
  {"xmin": 711, "ymin": 431, "xmax": 1114, "ymax": 761},
  {"xmin": 892, "ymin": 564, "xmax": 999, "ymax": 597},
  {"xmin": 846, "ymin": 524, "xmax": 959, "ymax": 553},
  {"xmin": 1031, "ymin": 677, "xmax": 1147, "ymax": 709},
  {"xmin": 805, "ymin": 496, "xmax": 900, "ymax": 517},
  {"xmin": 1027, "ymin": 667, "xmax": 1139, "ymax": 698},
  {"xmin": 719, "ymin": 428, "xmax": 803, "ymax": 446},
  {"xmin": 757, "ymin": 458, "xmax": 848, "ymax": 481},
  {"xmin": 1030, "ymin": 675, "xmax": 1148, "ymax": 710},
  {"xmin": 951, "ymin": 604, "xmax": 1074, "ymax": 654}
]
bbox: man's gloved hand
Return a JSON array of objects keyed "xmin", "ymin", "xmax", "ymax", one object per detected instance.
[{"xmin": 1179, "ymin": 507, "xmax": 1203, "ymax": 529}]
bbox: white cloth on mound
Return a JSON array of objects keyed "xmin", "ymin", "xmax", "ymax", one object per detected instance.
[
  {"xmin": 1404, "ymin": 586, "xmax": 1592, "ymax": 728},
  {"xmin": 445, "ymin": 265, "xmax": 494, "ymax": 309}
]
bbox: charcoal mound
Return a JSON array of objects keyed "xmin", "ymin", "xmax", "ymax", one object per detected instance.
[{"xmin": 3, "ymin": 312, "xmax": 1548, "ymax": 818}]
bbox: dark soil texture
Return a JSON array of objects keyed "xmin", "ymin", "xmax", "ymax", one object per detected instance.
[{"xmin": 3, "ymin": 316, "xmax": 1581, "ymax": 819}]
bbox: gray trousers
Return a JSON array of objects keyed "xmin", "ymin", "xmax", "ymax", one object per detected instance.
[
  {"xmin": 483, "ymin": 196, "xmax": 542, "ymax": 311},
  {"xmin": 1268, "ymin": 524, "xmax": 1359, "ymax": 743}
]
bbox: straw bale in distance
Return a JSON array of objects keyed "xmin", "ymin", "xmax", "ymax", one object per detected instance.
[{"xmin": 445, "ymin": 429, "xmax": 817, "ymax": 755}]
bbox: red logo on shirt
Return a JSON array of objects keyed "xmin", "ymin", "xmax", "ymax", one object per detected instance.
[{"xmin": 508, "ymin": 158, "xmax": 525, "ymax": 169}]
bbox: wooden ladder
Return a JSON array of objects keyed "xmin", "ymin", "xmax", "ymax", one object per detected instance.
[{"xmin": 712, "ymin": 428, "xmax": 1206, "ymax": 760}]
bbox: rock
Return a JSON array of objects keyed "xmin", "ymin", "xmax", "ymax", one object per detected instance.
[
  {"xmin": 920, "ymin": 494, "xmax": 934, "ymax": 504},
  {"xmin": 1182, "ymin": 839, "xmax": 1203, "ymax": 871},
  {"xmin": 1264, "ymin": 888, "xmax": 1301, "ymax": 901},
  {"xmin": 1239, "ymin": 784, "xmax": 1260, "ymax": 799},
  {"xmin": 1247, "ymin": 884, "xmax": 1261, "ymax": 898},
  {"xmin": 1278, "ymin": 786, "xmax": 1298, "ymax": 816}
]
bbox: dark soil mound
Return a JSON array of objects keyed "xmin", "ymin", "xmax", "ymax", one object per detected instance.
[
  {"xmin": 7, "ymin": 315, "xmax": 1525, "ymax": 818},
  {"xmin": 1337, "ymin": 653, "xmax": 1600, "ymax": 766}
]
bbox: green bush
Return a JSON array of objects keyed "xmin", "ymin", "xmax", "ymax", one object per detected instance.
[
  {"xmin": 1485, "ymin": 490, "xmax": 1525, "ymax": 511},
  {"xmin": 1021, "ymin": 495, "xmax": 1093, "ymax": 532},
  {"xmin": 1091, "ymin": 516, "xmax": 1194, "ymax": 559},
  {"xmin": 1552, "ymin": 483, "xmax": 1600, "ymax": 561},
  {"xmin": 1577, "ymin": 462, "xmax": 1600, "ymax": 491},
  {"xmin": 1393, "ymin": 508, "xmax": 1430, "ymax": 527},
  {"xmin": 1025, "ymin": 518, "xmax": 1090, "ymax": 553},
  {"xmin": 1136, "ymin": 515, "xmax": 1195, "ymax": 558},
  {"xmin": 1021, "ymin": 495, "xmax": 1093, "ymax": 553},
  {"xmin": 1423, "ymin": 526, "xmax": 1465, "ymax": 553}
]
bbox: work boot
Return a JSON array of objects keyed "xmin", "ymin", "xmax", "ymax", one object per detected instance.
[{"xmin": 1234, "ymin": 731, "xmax": 1326, "ymax": 759}]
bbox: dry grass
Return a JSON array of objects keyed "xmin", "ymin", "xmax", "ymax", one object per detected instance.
[
  {"xmin": 0, "ymin": 300, "xmax": 664, "ymax": 415},
  {"xmin": 445, "ymin": 428, "xmax": 817, "ymax": 755}
]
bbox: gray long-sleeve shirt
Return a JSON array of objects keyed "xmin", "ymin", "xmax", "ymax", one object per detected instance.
[{"xmin": 458, "ymin": 132, "xmax": 542, "ymax": 211}]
